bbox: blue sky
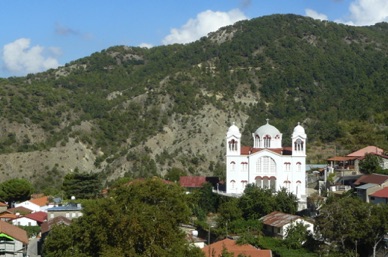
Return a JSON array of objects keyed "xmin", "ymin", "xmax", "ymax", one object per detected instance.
[{"xmin": 1, "ymin": 0, "xmax": 387, "ymax": 78}]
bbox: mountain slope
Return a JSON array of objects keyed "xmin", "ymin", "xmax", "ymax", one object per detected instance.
[{"xmin": 0, "ymin": 14, "xmax": 387, "ymax": 190}]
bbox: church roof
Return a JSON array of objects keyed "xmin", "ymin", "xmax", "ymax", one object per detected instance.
[
  {"xmin": 254, "ymin": 120, "xmax": 280, "ymax": 137},
  {"xmin": 292, "ymin": 122, "xmax": 306, "ymax": 136},
  {"xmin": 240, "ymin": 146, "xmax": 292, "ymax": 156}
]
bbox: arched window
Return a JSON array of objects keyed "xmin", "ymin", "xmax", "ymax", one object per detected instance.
[
  {"xmin": 256, "ymin": 156, "xmax": 276, "ymax": 173},
  {"xmin": 263, "ymin": 176, "xmax": 269, "ymax": 188},
  {"xmin": 294, "ymin": 139, "xmax": 304, "ymax": 151},
  {"xmin": 241, "ymin": 162, "xmax": 248, "ymax": 171},
  {"xmin": 270, "ymin": 176, "xmax": 276, "ymax": 190},
  {"xmin": 230, "ymin": 161, "xmax": 236, "ymax": 171},
  {"xmin": 228, "ymin": 139, "xmax": 237, "ymax": 151},
  {"xmin": 264, "ymin": 135, "xmax": 271, "ymax": 148},
  {"xmin": 255, "ymin": 135, "xmax": 260, "ymax": 148},
  {"xmin": 255, "ymin": 176, "xmax": 262, "ymax": 188},
  {"xmin": 296, "ymin": 162, "xmax": 302, "ymax": 171},
  {"xmin": 284, "ymin": 162, "xmax": 291, "ymax": 171},
  {"xmin": 230, "ymin": 180, "xmax": 236, "ymax": 189},
  {"xmin": 241, "ymin": 180, "xmax": 247, "ymax": 188}
]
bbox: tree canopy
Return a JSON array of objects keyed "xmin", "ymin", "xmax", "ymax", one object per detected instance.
[
  {"xmin": 0, "ymin": 178, "xmax": 33, "ymax": 203},
  {"xmin": 44, "ymin": 178, "xmax": 205, "ymax": 257}
]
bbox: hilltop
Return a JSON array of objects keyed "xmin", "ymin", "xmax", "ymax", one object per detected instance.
[{"xmin": 0, "ymin": 14, "xmax": 387, "ymax": 190}]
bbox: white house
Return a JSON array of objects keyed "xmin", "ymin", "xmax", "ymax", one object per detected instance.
[
  {"xmin": 259, "ymin": 211, "xmax": 314, "ymax": 239},
  {"xmin": 11, "ymin": 211, "xmax": 47, "ymax": 226},
  {"xmin": 226, "ymin": 120, "xmax": 307, "ymax": 207},
  {"xmin": 14, "ymin": 196, "xmax": 48, "ymax": 212}
]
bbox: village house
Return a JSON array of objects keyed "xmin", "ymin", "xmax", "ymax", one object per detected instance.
[
  {"xmin": 0, "ymin": 220, "xmax": 28, "ymax": 257},
  {"xmin": 259, "ymin": 211, "xmax": 314, "ymax": 239},
  {"xmin": 202, "ymin": 238, "xmax": 272, "ymax": 257}
]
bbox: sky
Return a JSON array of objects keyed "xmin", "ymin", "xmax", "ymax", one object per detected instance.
[{"xmin": 1, "ymin": 0, "xmax": 387, "ymax": 78}]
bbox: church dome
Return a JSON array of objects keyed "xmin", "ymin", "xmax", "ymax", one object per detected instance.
[
  {"xmin": 254, "ymin": 120, "xmax": 280, "ymax": 137},
  {"xmin": 293, "ymin": 122, "xmax": 306, "ymax": 135},
  {"xmin": 227, "ymin": 122, "xmax": 241, "ymax": 137}
]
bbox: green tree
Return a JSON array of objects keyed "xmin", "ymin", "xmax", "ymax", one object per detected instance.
[
  {"xmin": 238, "ymin": 185, "xmax": 275, "ymax": 219},
  {"xmin": 45, "ymin": 178, "xmax": 204, "ymax": 257},
  {"xmin": 359, "ymin": 153, "xmax": 382, "ymax": 174},
  {"xmin": 283, "ymin": 222, "xmax": 311, "ymax": 249},
  {"xmin": 164, "ymin": 167, "xmax": 186, "ymax": 182},
  {"xmin": 315, "ymin": 197, "xmax": 370, "ymax": 255},
  {"xmin": 0, "ymin": 178, "xmax": 33, "ymax": 203},
  {"xmin": 62, "ymin": 170, "xmax": 101, "ymax": 199},
  {"xmin": 274, "ymin": 188, "xmax": 298, "ymax": 214}
]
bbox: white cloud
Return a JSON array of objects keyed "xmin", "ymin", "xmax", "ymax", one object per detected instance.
[
  {"xmin": 305, "ymin": 9, "xmax": 328, "ymax": 21},
  {"xmin": 139, "ymin": 43, "xmax": 153, "ymax": 49},
  {"xmin": 346, "ymin": 0, "xmax": 388, "ymax": 25},
  {"xmin": 162, "ymin": 9, "xmax": 247, "ymax": 45},
  {"xmin": 2, "ymin": 38, "xmax": 60, "ymax": 75}
]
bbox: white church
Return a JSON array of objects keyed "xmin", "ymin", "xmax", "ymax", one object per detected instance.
[{"xmin": 225, "ymin": 120, "xmax": 307, "ymax": 205}]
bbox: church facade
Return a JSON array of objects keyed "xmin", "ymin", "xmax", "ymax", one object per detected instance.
[{"xmin": 225, "ymin": 120, "xmax": 307, "ymax": 202}]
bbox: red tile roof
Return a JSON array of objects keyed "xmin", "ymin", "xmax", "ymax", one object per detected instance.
[
  {"xmin": 327, "ymin": 156, "xmax": 358, "ymax": 161},
  {"xmin": 354, "ymin": 174, "xmax": 388, "ymax": 186},
  {"xmin": 0, "ymin": 202, "xmax": 8, "ymax": 207},
  {"xmin": 41, "ymin": 216, "xmax": 72, "ymax": 234},
  {"xmin": 202, "ymin": 238, "xmax": 272, "ymax": 257},
  {"xmin": 29, "ymin": 196, "xmax": 49, "ymax": 207},
  {"xmin": 0, "ymin": 220, "xmax": 28, "ymax": 244},
  {"xmin": 179, "ymin": 176, "xmax": 207, "ymax": 188},
  {"xmin": 347, "ymin": 146, "xmax": 384, "ymax": 157},
  {"xmin": 241, "ymin": 146, "xmax": 291, "ymax": 156},
  {"xmin": 24, "ymin": 211, "xmax": 47, "ymax": 223},
  {"xmin": 370, "ymin": 187, "xmax": 388, "ymax": 198},
  {"xmin": 259, "ymin": 211, "xmax": 302, "ymax": 228}
]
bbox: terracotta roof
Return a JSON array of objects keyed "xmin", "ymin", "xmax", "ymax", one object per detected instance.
[
  {"xmin": 202, "ymin": 238, "xmax": 272, "ymax": 257},
  {"xmin": 369, "ymin": 187, "xmax": 388, "ymax": 198},
  {"xmin": 41, "ymin": 216, "xmax": 72, "ymax": 234},
  {"xmin": 179, "ymin": 176, "xmax": 206, "ymax": 188},
  {"xmin": 0, "ymin": 202, "xmax": 8, "ymax": 207},
  {"xmin": 327, "ymin": 156, "xmax": 357, "ymax": 161},
  {"xmin": 347, "ymin": 146, "xmax": 384, "ymax": 157},
  {"xmin": 0, "ymin": 213, "xmax": 18, "ymax": 220},
  {"xmin": 23, "ymin": 211, "xmax": 47, "ymax": 223},
  {"xmin": 29, "ymin": 196, "xmax": 48, "ymax": 207},
  {"xmin": 0, "ymin": 220, "xmax": 28, "ymax": 244},
  {"xmin": 7, "ymin": 206, "xmax": 33, "ymax": 214},
  {"xmin": 240, "ymin": 146, "xmax": 290, "ymax": 156},
  {"xmin": 259, "ymin": 211, "xmax": 303, "ymax": 228},
  {"xmin": 354, "ymin": 174, "xmax": 388, "ymax": 186}
]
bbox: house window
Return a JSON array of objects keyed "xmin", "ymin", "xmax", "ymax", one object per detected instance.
[
  {"xmin": 72, "ymin": 212, "xmax": 76, "ymax": 218},
  {"xmin": 230, "ymin": 180, "xmax": 235, "ymax": 189},
  {"xmin": 284, "ymin": 162, "xmax": 291, "ymax": 171},
  {"xmin": 50, "ymin": 214, "xmax": 54, "ymax": 219},
  {"xmin": 66, "ymin": 213, "xmax": 70, "ymax": 218}
]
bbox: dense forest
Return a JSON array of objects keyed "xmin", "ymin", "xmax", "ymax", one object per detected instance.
[{"xmin": 0, "ymin": 14, "xmax": 387, "ymax": 189}]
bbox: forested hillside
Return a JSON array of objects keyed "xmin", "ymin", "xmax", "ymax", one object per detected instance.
[{"xmin": 0, "ymin": 14, "xmax": 387, "ymax": 191}]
